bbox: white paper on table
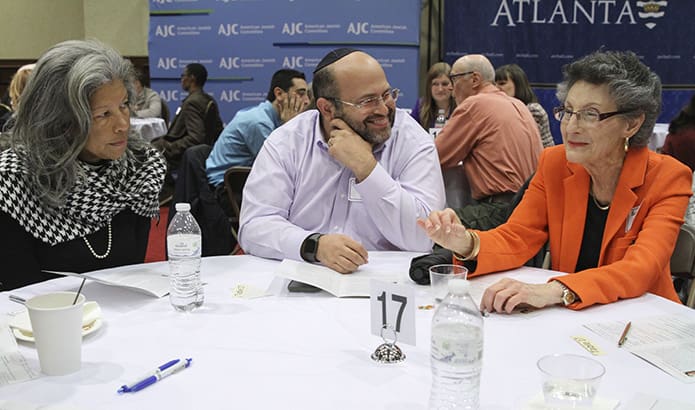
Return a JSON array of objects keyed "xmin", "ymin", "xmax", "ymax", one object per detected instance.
[
  {"xmin": 46, "ymin": 263, "xmax": 170, "ymax": 298},
  {"xmin": 275, "ymin": 251, "xmax": 424, "ymax": 297},
  {"xmin": 523, "ymin": 393, "xmax": 619, "ymax": 409},
  {"xmin": 0, "ymin": 401, "xmax": 85, "ymax": 410},
  {"xmin": 623, "ymin": 392, "xmax": 695, "ymax": 410},
  {"xmin": 584, "ymin": 314, "xmax": 695, "ymax": 383},
  {"xmin": 0, "ymin": 324, "xmax": 38, "ymax": 386}
]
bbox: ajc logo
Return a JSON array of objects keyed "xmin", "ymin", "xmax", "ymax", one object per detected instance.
[
  {"xmin": 347, "ymin": 22, "xmax": 369, "ymax": 35},
  {"xmin": 155, "ymin": 25, "xmax": 176, "ymax": 37},
  {"xmin": 157, "ymin": 57, "xmax": 178, "ymax": 70},
  {"xmin": 219, "ymin": 57, "xmax": 241, "ymax": 69},
  {"xmin": 282, "ymin": 56, "xmax": 304, "ymax": 69},
  {"xmin": 218, "ymin": 23, "xmax": 240, "ymax": 36},
  {"xmin": 282, "ymin": 23, "xmax": 303, "ymax": 36},
  {"xmin": 220, "ymin": 90, "xmax": 241, "ymax": 102},
  {"xmin": 158, "ymin": 90, "xmax": 179, "ymax": 102}
]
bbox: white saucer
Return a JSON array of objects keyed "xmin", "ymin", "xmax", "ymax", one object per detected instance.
[
  {"xmin": 11, "ymin": 318, "xmax": 103, "ymax": 343},
  {"xmin": 8, "ymin": 301, "xmax": 103, "ymax": 343}
]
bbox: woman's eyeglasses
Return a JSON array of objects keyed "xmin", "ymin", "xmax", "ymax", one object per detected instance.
[{"xmin": 553, "ymin": 106, "xmax": 630, "ymax": 125}]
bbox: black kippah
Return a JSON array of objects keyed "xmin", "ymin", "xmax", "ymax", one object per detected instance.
[{"xmin": 313, "ymin": 48, "xmax": 360, "ymax": 74}]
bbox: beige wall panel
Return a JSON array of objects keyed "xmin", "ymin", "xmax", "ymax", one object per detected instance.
[
  {"xmin": 83, "ymin": 0, "xmax": 148, "ymax": 56},
  {"xmin": 0, "ymin": 0, "xmax": 85, "ymax": 59}
]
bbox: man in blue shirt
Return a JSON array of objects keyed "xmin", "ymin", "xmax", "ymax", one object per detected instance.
[{"xmin": 206, "ymin": 69, "xmax": 310, "ymax": 190}]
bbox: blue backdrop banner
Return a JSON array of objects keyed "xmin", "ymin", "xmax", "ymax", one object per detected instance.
[
  {"xmin": 149, "ymin": 0, "xmax": 420, "ymax": 123},
  {"xmin": 444, "ymin": 0, "xmax": 694, "ymax": 85},
  {"xmin": 443, "ymin": 0, "xmax": 695, "ymax": 141}
]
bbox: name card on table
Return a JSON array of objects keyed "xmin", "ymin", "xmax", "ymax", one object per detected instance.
[{"xmin": 369, "ymin": 280, "xmax": 416, "ymax": 346}]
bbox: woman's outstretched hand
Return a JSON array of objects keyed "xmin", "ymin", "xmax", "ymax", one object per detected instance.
[{"xmin": 417, "ymin": 208, "xmax": 471, "ymax": 256}]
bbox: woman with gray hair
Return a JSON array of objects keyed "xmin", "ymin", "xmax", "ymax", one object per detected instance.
[
  {"xmin": 0, "ymin": 40, "xmax": 166, "ymax": 290},
  {"xmin": 419, "ymin": 50, "xmax": 691, "ymax": 311}
]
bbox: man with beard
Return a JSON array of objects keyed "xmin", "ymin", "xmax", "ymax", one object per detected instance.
[{"xmin": 238, "ymin": 48, "xmax": 445, "ymax": 273}]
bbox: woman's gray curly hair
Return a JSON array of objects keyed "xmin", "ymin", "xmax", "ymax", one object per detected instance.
[
  {"xmin": 11, "ymin": 39, "xmax": 149, "ymax": 208},
  {"xmin": 556, "ymin": 50, "xmax": 661, "ymax": 148}
]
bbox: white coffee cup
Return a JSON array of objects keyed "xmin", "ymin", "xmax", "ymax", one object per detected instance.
[{"xmin": 26, "ymin": 292, "xmax": 86, "ymax": 376}]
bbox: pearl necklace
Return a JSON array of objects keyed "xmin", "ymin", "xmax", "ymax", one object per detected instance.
[
  {"xmin": 591, "ymin": 194, "xmax": 610, "ymax": 211},
  {"xmin": 83, "ymin": 222, "xmax": 112, "ymax": 259}
]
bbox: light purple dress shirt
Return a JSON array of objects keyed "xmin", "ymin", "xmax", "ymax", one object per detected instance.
[{"xmin": 238, "ymin": 108, "xmax": 446, "ymax": 261}]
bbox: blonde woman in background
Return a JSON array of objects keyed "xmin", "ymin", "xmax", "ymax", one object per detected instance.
[{"xmin": 1, "ymin": 64, "xmax": 36, "ymax": 146}]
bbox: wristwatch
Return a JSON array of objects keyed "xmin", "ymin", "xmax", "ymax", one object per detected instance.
[
  {"xmin": 556, "ymin": 281, "xmax": 577, "ymax": 306},
  {"xmin": 300, "ymin": 233, "xmax": 323, "ymax": 263}
]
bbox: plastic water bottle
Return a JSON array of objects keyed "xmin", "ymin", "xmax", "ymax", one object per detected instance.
[
  {"xmin": 434, "ymin": 108, "xmax": 447, "ymax": 129},
  {"xmin": 429, "ymin": 279, "xmax": 484, "ymax": 410},
  {"xmin": 167, "ymin": 203, "xmax": 204, "ymax": 312}
]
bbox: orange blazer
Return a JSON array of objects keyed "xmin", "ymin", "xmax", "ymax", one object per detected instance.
[{"xmin": 472, "ymin": 146, "xmax": 692, "ymax": 309}]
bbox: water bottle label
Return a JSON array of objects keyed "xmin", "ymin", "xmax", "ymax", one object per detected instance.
[{"xmin": 168, "ymin": 234, "xmax": 201, "ymax": 258}]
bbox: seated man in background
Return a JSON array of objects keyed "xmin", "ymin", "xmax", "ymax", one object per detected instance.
[
  {"xmin": 239, "ymin": 48, "xmax": 446, "ymax": 273},
  {"xmin": 435, "ymin": 54, "xmax": 542, "ymax": 230},
  {"xmin": 152, "ymin": 63, "xmax": 223, "ymax": 203},
  {"xmin": 131, "ymin": 69, "xmax": 162, "ymax": 119},
  {"xmin": 206, "ymin": 68, "xmax": 310, "ymax": 215}
]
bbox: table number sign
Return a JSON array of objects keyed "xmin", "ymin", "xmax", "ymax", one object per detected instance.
[{"xmin": 369, "ymin": 279, "xmax": 416, "ymax": 346}]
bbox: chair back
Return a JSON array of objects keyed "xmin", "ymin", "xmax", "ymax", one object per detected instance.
[
  {"xmin": 223, "ymin": 166, "xmax": 252, "ymax": 240},
  {"xmin": 670, "ymin": 224, "xmax": 695, "ymax": 307},
  {"xmin": 203, "ymin": 100, "xmax": 224, "ymax": 146}
]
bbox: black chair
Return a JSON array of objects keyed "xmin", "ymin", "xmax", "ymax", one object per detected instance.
[
  {"xmin": 223, "ymin": 166, "xmax": 251, "ymax": 242},
  {"xmin": 671, "ymin": 224, "xmax": 695, "ymax": 308},
  {"xmin": 168, "ymin": 144, "xmax": 233, "ymax": 256}
]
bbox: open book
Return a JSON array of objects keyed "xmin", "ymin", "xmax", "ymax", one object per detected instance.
[
  {"xmin": 275, "ymin": 251, "xmax": 425, "ymax": 297},
  {"xmin": 46, "ymin": 262, "xmax": 170, "ymax": 298},
  {"xmin": 585, "ymin": 314, "xmax": 695, "ymax": 384}
]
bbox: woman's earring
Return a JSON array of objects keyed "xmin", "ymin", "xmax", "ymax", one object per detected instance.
[{"xmin": 624, "ymin": 137, "xmax": 630, "ymax": 153}]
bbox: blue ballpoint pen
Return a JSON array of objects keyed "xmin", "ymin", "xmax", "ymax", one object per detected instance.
[{"xmin": 118, "ymin": 358, "xmax": 192, "ymax": 394}]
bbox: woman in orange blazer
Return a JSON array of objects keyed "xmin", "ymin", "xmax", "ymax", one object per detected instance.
[{"xmin": 419, "ymin": 50, "xmax": 692, "ymax": 312}]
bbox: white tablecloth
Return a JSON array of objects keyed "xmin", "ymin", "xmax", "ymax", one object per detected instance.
[
  {"xmin": 1, "ymin": 254, "xmax": 693, "ymax": 409},
  {"xmin": 130, "ymin": 117, "xmax": 167, "ymax": 141}
]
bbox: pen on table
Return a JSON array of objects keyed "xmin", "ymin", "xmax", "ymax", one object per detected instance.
[
  {"xmin": 9, "ymin": 295, "xmax": 26, "ymax": 305},
  {"xmin": 617, "ymin": 321, "xmax": 632, "ymax": 347},
  {"xmin": 118, "ymin": 358, "xmax": 192, "ymax": 394}
]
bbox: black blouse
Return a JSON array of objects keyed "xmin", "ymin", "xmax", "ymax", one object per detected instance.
[
  {"xmin": 0, "ymin": 209, "xmax": 151, "ymax": 291},
  {"xmin": 575, "ymin": 196, "xmax": 609, "ymax": 272}
]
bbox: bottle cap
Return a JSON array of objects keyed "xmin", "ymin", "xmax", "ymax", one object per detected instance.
[
  {"xmin": 175, "ymin": 203, "xmax": 191, "ymax": 212},
  {"xmin": 447, "ymin": 278, "xmax": 470, "ymax": 295}
]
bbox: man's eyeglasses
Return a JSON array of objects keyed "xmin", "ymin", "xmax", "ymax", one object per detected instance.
[
  {"xmin": 553, "ymin": 106, "xmax": 630, "ymax": 125},
  {"xmin": 180, "ymin": 73, "xmax": 189, "ymax": 79},
  {"xmin": 331, "ymin": 88, "xmax": 399, "ymax": 110},
  {"xmin": 449, "ymin": 71, "xmax": 474, "ymax": 83}
]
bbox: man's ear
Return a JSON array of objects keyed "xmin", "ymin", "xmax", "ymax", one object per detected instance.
[
  {"xmin": 273, "ymin": 86, "xmax": 285, "ymax": 102},
  {"xmin": 316, "ymin": 97, "xmax": 334, "ymax": 119}
]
